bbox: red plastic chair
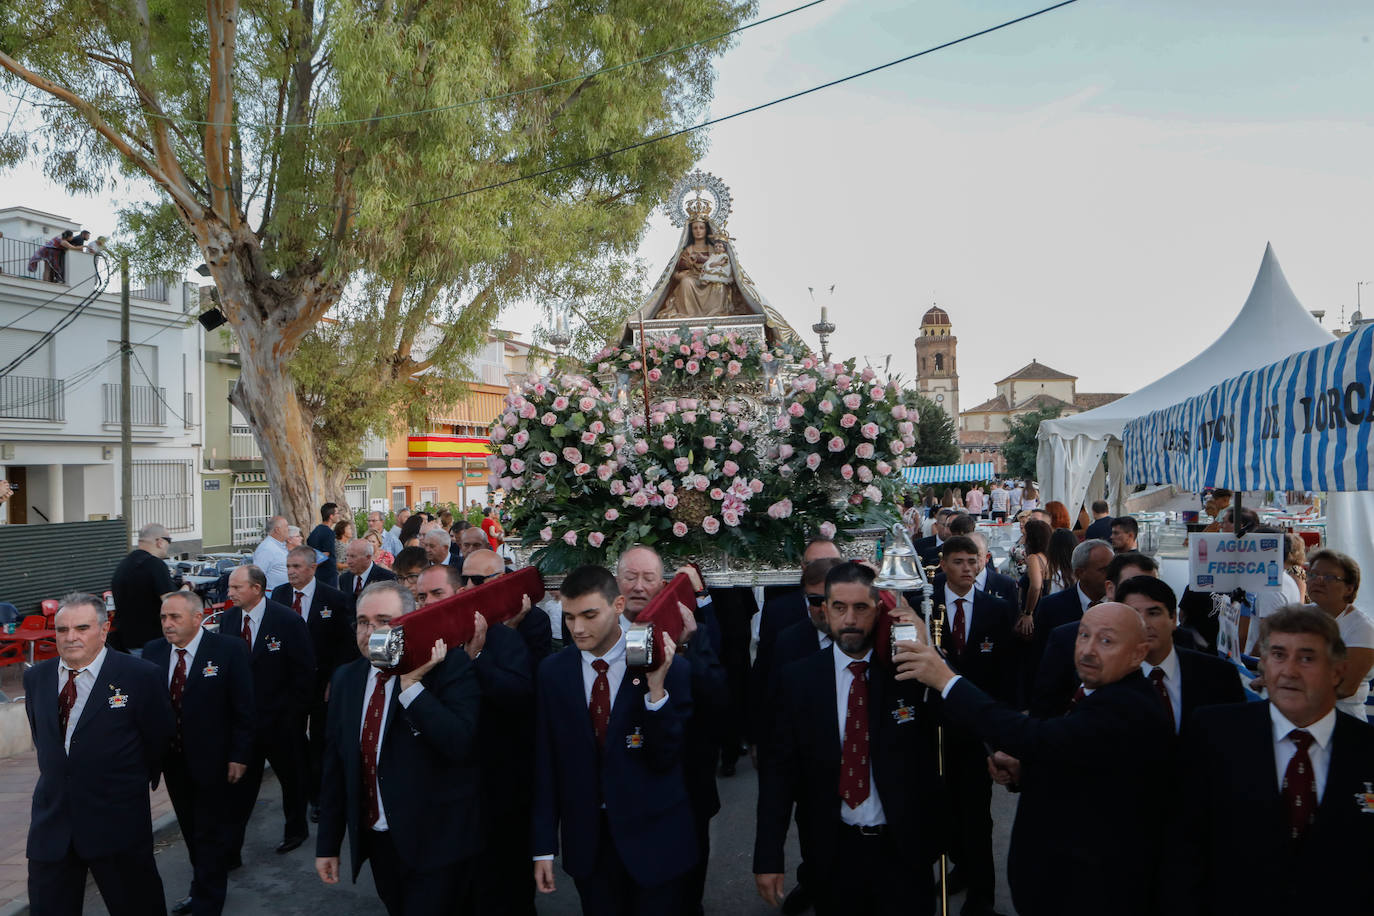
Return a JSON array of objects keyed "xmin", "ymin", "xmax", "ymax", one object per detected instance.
[
  {"xmin": 19, "ymin": 615, "xmax": 47, "ymax": 631},
  {"xmin": 32, "ymin": 640, "xmax": 57, "ymax": 661},
  {"xmin": 0, "ymin": 643, "xmax": 23, "ymax": 668}
]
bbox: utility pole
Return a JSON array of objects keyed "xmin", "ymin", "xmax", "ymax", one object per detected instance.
[{"xmin": 120, "ymin": 255, "xmax": 133, "ymax": 547}]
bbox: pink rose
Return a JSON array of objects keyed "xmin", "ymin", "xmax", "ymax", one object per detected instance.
[
  {"xmin": 840, "ymin": 464, "xmax": 854, "ymax": 480},
  {"xmin": 609, "ymin": 407, "xmax": 625, "ymax": 423},
  {"xmin": 726, "ymin": 360, "xmax": 742, "ymax": 377},
  {"xmin": 502, "ymin": 411, "xmax": 517, "ymax": 425},
  {"xmin": 489, "ymin": 457, "xmax": 508, "ymax": 476},
  {"xmin": 828, "ymin": 436, "xmax": 845, "ymax": 452},
  {"xmin": 631, "ymin": 491, "xmax": 649, "ymax": 508},
  {"xmin": 864, "ymin": 485, "xmax": 883, "ymax": 502},
  {"xmin": 861, "ymin": 422, "xmax": 880, "ymax": 440},
  {"xmin": 712, "ymin": 367, "xmax": 724, "ymax": 379},
  {"xmin": 630, "ymin": 414, "xmax": 646, "ymax": 428},
  {"xmin": 804, "ymin": 426, "xmax": 821, "ymax": 444},
  {"xmin": 588, "ymin": 532, "xmax": 605, "ymax": 548},
  {"xmin": 710, "ymin": 488, "xmax": 725, "ymax": 501},
  {"xmin": 722, "ymin": 508, "xmax": 740, "ymax": 527},
  {"xmin": 840, "ymin": 413, "xmax": 857, "ymax": 428},
  {"xmin": 708, "ymin": 333, "xmax": 722, "ymax": 346},
  {"xmin": 541, "ymin": 412, "xmax": 557, "ymax": 426},
  {"xmin": 749, "ymin": 478, "xmax": 764, "ymax": 493},
  {"xmin": 651, "ymin": 411, "xmax": 666, "ymax": 426},
  {"xmin": 843, "ymin": 394, "xmax": 862, "ymax": 410},
  {"xmin": 539, "ymin": 451, "xmax": 557, "ymax": 467},
  {"xmin": 835, "ymin": 375, "xmax": 852, "ymax": 391},
  {"xmin": 672, "ymin": 521, "xmax": 689, "ymax": 537},
  {"xmin": 513, "ymin": 430, "xmax": 530, "ymax": 448},
  {"xmin": 634, "ymin": 440, "xmax": 649, "ymax": 455},
  {"xmin": 890, "ymin": 440, "xmax": 905, "ymax": 454},
  {"xmin": 694, "ymin": 477, "xmax": 709, "ymax": 491},
  {"xmin": 686, "ymin": 360, "xmax": 700, "ymax": 375},
  {"xmin": 891, "ymin": 404, "xmax": 908, "ymax": 420},
  {"xmin": 602, "ymin": 442, "xmax": 615, "ymax": 456},
  {"xmin": 767, "ymin": 498, "xmax": 793, "ymax": 519},
  {"xmin": 562, "ymin": 530, "xmax": 578, "ymax": 546},
  {"xmin": 818, "ymin": 400, "xmax": 834, "ymax": 414},
  {"xmin": 511, "ymin": 476, "xmax": 524, "ymax": 489},
  {"xmin": 579, "ymin": 397, "xmax": 596, "ymax": 412},
  {"xmin": 610, "ymin": 480, "xmax": 626, "ymax": 495},
  {"xmin": 682, "ymin": 412, "xmax": 697, "ymax": 423},
  {"xmin": 858, "ymin": 465, "xmax": 874, "ymax": 482},
  {"xmin": 590, "ymin": 420, "xmax": 605, "ymax": 434},
  {"xmin": 729, "ymin": 439, "xmax": 744, "ymax": 454},
  {"xmin": 540, "ymin": 526, "xmax": 553, "ymax": 541},
  {"xmin": 510, "ymin": 458, "xmax": 526, "ymax": 474},
  {"xmin": 854, "ymin": 443, "xmax": 874, "ymax": 459},
  {"xmin": 723, "ymin": 460, "xmax": 739, "ymax": 477},
  {"xmin": 674, "ymin": 457, "xmax": 690, "ymax": 473},
  {"xmin": 899, "ymin": 421, "xmax": 914, "ymax": 436},
  {"xmin": 490, "ymin": 425, "xmax": 507, "ymax": 442},
  {"xmin": 665, "ymin": 494, "xmax": 679, "ymax": 510},
  {"xmin": 876, "ymin": 460, "xmax": 892, "ymax": 476},
  {"xmin": 702, "ymin": 516, "xmax": 721, "ymax": 535},
  {"xmin": 661, "ymin": 435, "xmax": 676, "ymax": 450},
  {"xmin": 648, "ymin": 368, "xmax": 662, "ymax": 382},
  {"xmin": 702, "ymin": 435, "xmax": 717, "ymax": 449},
  {"xmin": 819, "ymin": 521, "xmax": 837, "ymax": 539},
  {"xmin": 553, "ymin": 396, "xmax": 569, "ymax": 410},
  {"xmin": 628, "ymin": 360, "xmax": 641, "ymax": 370},
  {"xmin": 573, "ymin": 463, "xmax": 591, "ymax": 476},
  {"xmin": 581, "ymin": 431, "xmax": 596, "ymax": 445},
  {"xmin": 870, "ymin": 386, "xmax": 885, "ymax": 400},
  {"xmin": 562, "ymin": 447, "xmax": 582, "ymax": 463},
  {"xmin": 500, "ymin": 444, "xmax": 515, "ymax": 456},
  {"xmin": 861, "ymin": 366, "xmax": 876, "ymax": 382},
  {"xmin": 774, "ymin": 416, "xmax": 791, "ymax": 431},
  {"xmin": 787, "ymin": 402, "xmax": 805, "ymax": 418},
  {"xmin": 674, "ymin": 358, "xmax": 684, "ymax": 368},
  {"xmin": 778, "ymin": 443, "xmax": 795, "ymax": 461},
  {"xmin": 659, "ymin": 481, "xmax": 674, "ymax": 494},
  {"xmin": 680, "ymin": 344, "xmax": 692, "ymax": 356},
  {"xmin": 806, "ymin": 453, "xmax": 822, "ymax": 471},
  {"xmin": 605, "ymin": 508, "xmax": 620, "ymax": 521},
  {"xmin": 709, "ymin": 411, "xmax": 724, "ymax": 424}
]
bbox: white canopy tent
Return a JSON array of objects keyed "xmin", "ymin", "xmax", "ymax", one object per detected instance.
[{"xmin": 1036, "ymin": 244, "xmax": 1374, "ymax": 614}]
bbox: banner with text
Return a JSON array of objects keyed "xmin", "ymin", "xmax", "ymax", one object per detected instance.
[
  {"xmin": 1123, "ymin": 323, "xmax": 1374, "ymax": 492},
  {"xmin": 1188, "ymin": 532, "xmax": 1284, "ymax": 593}
]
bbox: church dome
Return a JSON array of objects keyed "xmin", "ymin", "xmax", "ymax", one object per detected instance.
[{"xmin": 921, "ymin": 305, "xmax": 951, "ymax": 326}]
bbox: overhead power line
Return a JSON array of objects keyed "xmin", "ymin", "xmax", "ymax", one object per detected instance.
[{"xmin": 411, "ymin": 0, "xmax": 1082, "ymax": 208}]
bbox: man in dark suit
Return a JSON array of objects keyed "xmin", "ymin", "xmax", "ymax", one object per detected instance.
[
  {"xmin": 221, "ymin": 564, "xmax": 316, "ymax": 860},
  {"xmin": 1082, "ymin": 500, "xmax": 1113, "ymax": 542},
  {"xmin": 532, "ymin": 565, "xmax": 697, "ymax": 914},
  {"xmin": 927, "ymin": 533, "xmax": 1020, "ymax": 612},
  {"xmin": 754, "ymin": 561, "xmax": 941, "ymax": 916},
  {"xmin": 1026, "ymin": 538, "xmax": 1113, "ymax": 690},
  {"xmin": 144, "ymin": 591, "xmax": 254, "ymax": 916},
  {"xmin": 271, "ymin": 545, "xmax": 357, "ymax": 823},
  {"xmin": 1164, "ymin": 606, "xmax": 1374, "ymax": 915},
  {"xmin": 928, "ymin": 535, "xmax": 1017, "ymax": 916},
  {"xmin": 896, "ymin": 603, "xmax": 1175, "ymax": 916},
  {"xmin": 913, "ymin": 508, "xmax": 956, "ymax": 568},
  {"xmin": 422, "ymin": 529, "xmax": 457, "ymax": 568},
  {"xmin": 464, "ymin": 549, "xmax": 553, "ymax": 664},
  {"xmin": 307, "ymin": 502, "xmax": 342, "ymax": 587},
  {"xmin": 616, "ymin": 545, "xmax": 728, "ymax": 916},
  {"xmin": 415, "ymin": 561, "xmax": 537, "ymax": 916},
  {"xmin": 755, "ymin": 539, "xmax": 844, "ymax": 671},
  {"xmin": 338, "ymin": 538, "xmax": 397, "ymax": 604},
  {"xmin": 315, "ymin": 580, "xmax": 482, "ymax": 915},
  {"xmin": 25, "ymin": 593, "xmax": 175, "ymax": 915},
  {"xmin": 109, "ymin": 522, "xmax": 177, "ymax": 655}
]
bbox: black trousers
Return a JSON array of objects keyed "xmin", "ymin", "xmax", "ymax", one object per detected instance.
[
  {"xmin": 305, "ymin": 697, "xmax": 328, "ymax": 806},
  {"xmin": 572, "ymin": 812, "xmax": 684, "ymax": 916},
  {"xmin": 811, "ymin": 825, "xmax": 931, "ymax": 916},
  {"xmin": 681, "ymin": 814, "xmax": 713, "ymax": 916},
  {"xmin": 229, "ymin": 720, "xmax": 309, "ymax": 855},
  {"xmin": 164, "ymin": 756, "xmax": 235, "ymax": 915},
  {"xmin": 471, "ymin": 810, "xmax": 536, "ymax": 916},
  {"xmin": 945, "ymin": 734, "xmax": 996, "ymax": 915},
  {"xmin": 28, "ymin": 840, "xmax": 167, "ymax": 916},
  {"xmin": 363, "ymin": 828, "xmax": 473, "ymax": 916},
  {"xmin": 712, "ymin": 588, "xmax": 755, "ymax": 765}
]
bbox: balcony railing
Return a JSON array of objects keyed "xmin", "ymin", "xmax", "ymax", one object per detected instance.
[
  {"xmin": 0, "ymin": 375, "xmax": 65, "ymax": 421},
  {"xmin": 476, "ymin": 361, "xmax": 507, "ymax": 386},
  {"xmin": 0, "ymin": 237, "xmax": 47, "ymax": 279},
  {"xmin": 102, "ymin": 384, "xmax": 167, "ymax": 426},
  {"xmin": 230, "ymin": 424, "xmax": 261, "ymax": 459},
  {"xmin": 130, "ymin": 276, "xmax": 170, "ymax": 302},
  {"xmin": 361, "ymin": 434, "xmax": 388, "ymax": 461}
]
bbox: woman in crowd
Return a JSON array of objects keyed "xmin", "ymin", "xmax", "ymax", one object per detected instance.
[
  {"xmin": 1044, "ymin": 499, "xmax": 1072, "ymax": 532},
  {"xmin": 1046, "ymin": 528, "xmax": 1078, "ymax": 594},
  {"xmin": 333, "ymin": 518, "xmax": 355, "ymax": 565},
  {"xmin": 363, "ymin": 529, "xmax": 394, "ymax": 569},
  {"xmin": 965, "ymin": 483, "xmax": 984, "ymax": 518},
  {"xmin": 900, "ymin": 495, "xmax": 921, "ymax": 537},
  {"xmin": 1015, "ymin": 518, "xmax": 1054, "ymax": 637},
  {"xmin": 1304, "ymin": 549, "xmax": 1374, "ymax": 720},
  {"xmin": 1285, "ymin": 532, "xmax": 1309, "ymax": 603},
  {"xmin": 950, "ymin": 487, "xmax": 964, "ymax": 509},
  {"xmin": 1021, "ymin": 482, "xmax": 1040, "ymax": 512},
  {"xmin": 398, "ymin": 512, "xmax": 425, "ymax": 548}
]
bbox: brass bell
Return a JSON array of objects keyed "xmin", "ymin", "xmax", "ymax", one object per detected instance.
[{"xmin": 874, "ymin": 522, "xmax": 928, "ymax": 591}]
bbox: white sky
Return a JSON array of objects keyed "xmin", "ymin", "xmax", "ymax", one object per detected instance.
[{"xmin": 4, "ymin": 0, "xmax": 1373, "ymax": 406}]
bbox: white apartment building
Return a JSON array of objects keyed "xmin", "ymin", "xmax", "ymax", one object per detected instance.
[{"xmin": 0, "ymin": 207, "xmax": 205, "ymax": 550}]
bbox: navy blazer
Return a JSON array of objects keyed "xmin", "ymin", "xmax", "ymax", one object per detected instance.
[
  {"xmin": 931, "ymin": 570, "xmax": 1020, "ymax": 612},
  {"xmin": 754, "ymin": 619, "xmax": 829, "ymax": 763},
  {"xmin": 143, "ymin": 631, "xmax": 255, "ymax": 785},
  {"xmin": 337, "ymin": 564, "xmax": 397, "ymax": 605},
  {"xmin": 317, "ymin": 655, "xmax": 483, "ymax": 879},
  {"xmin": 754, "ymin": 646, "xmax": 942, "ymax": 876},
  {"xmin": 25, "ymin": 650, "xmax": 174, "ymax": 861},
  {"xmin": 270, "ymin": 581, "xmax": 358, "ymax": 692},
  {"xmin": 218, "ymin": 600, "xmax": 315, "ymax": 732},
  {"xmin": 531, "ymin": 645, "xmax": 696, "ymax": 887},
  {"xmin": 1027, "ymin": 586, "xmax": 1086, "ymax": 688},
  {"xmin": 473, "ymin": 622, "xmax": 537, "ymax": 814},
  {"xmin": 679, "ymin": 599, "xmax": 731, "ymax": 821},
  {"xmin": 1165, "ymin": 702, "xmax": 1374, "ymax": 916},
  {"xmin": 932, "ymin": 583, "xmax": 1018, "ymax": 706},
  {"xmin": 943, "ymin": 671, "xmax": 1174, "ymax": 916},
  {"xmin": 748, "ymin": 589, "xmax": 809, "ymax": 744}
]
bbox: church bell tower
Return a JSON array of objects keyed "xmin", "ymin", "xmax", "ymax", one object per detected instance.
[{"xmin": 914, "ymin": 304, "xmax": 959, "ymax": 423}]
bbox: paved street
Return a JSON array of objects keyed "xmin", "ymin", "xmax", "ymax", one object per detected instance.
[{"xmin": 81, "ymin": 761, "xmax": 1019, "ymax": 915}]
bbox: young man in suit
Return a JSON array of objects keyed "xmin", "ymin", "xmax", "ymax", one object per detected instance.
[
  {"xmin": 1116, "ymin": 576, "xmax": 1246, "ymax": 732},
  {"xmin": 754, "ymin": 561, "xmax": 941, "ymax": 916},
  {"xmin": 220, "ymin": 564, "xmax": 316, "ymax": 860},
  {"xmin": 338, "ymin": 538, "xmax": 397, "ymax": 603},
  {"xmin": 616, "ymin": 546, "xmax": 729, "ymax": 916},
  {"xmin": 144, "ymin": 591, "xmax": 254, "ymax": 915},
  {"xmin": 896, "ymin": 603, "xmax": 1175, "ymax": 916},
  {"xmin": 1165, "ymin": 606, "xmax": 1374, "ymax": 915},
  {"xmin": 928, "ymin": 531, "xmax": 1020, "ymax": 611},
  {"xmin": 415, "ymin": 561, "xmax": 537, "ymax": 916},
  {"xmin": 315, "ymin": 580, "xmax": 482, "ymax": 915},
  {"xmin": 532, "ymin": 564, "xmax": 697, "ymax": 914},
  {"xmin": 927, "ymin": 535, "xmax": 1017, "ymax": 916},
  {"xmin": 25, "ymin": 593, "xmax": 175, "ymax": 915},
  {"xmin": 271, "ymin": 545, "xmax": 357, "ymax": 824},
  {"xmin": 307, "ymin": 502, "xmax": 342, "ymax": 587}
]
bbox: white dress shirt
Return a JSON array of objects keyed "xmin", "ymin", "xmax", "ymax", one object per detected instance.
[
  {"xmin": 360, "ymin": 666, "xmax": 424, "ymax": 831},
  {"xmin": 1269, "ymin": 704, "xmax": 1336, "ymax": 800},
  {"xmin": 1076, "ymin": 585, "xmax": 1095, "ymax": 614},
  {"xmin": 1142, "ymin": 646, "xmax": 1183, "ymax": 732},
  {"xmin": 945, "ymin": 584, "xmax": 976, "ymax": 646},
  {"xmin": 350, "ymin": 563, "xmax": 379, "ymax": 594},
  {"xmin": 816, "ymin": 628, "xmax": 833, "ymax": 650},
  {"xmin": 290, "ymin": 578, "xmax": 317, "ymax": 615},
  {"xmin": 166, "ymin": 627, "xmax": 206, "ymax": 686},
  {"xmin": 241, "ymin": 598, "xmax": 267, "ymax": 647},
  {"xmin": 59, "ymin": 646, "xmax": 108, "ymax": 753},
  {"xmin": 252, "ymin": 536, "xmax": 290, "ymax": 591},
  {"xmin": 833, "ymin": 645, "xmax": 885, "ymax": 827}
]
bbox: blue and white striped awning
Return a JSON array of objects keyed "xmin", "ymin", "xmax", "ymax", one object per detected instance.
[
  {"xmin": 902, "ymin": 462, "xmax": 996, "ymax": 486},
  {"xmin": 1124, "ymin": 323, "xmax": 1374, "ymax": 492}
]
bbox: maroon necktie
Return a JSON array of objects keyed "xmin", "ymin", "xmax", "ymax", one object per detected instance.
[
  {"xmin": 589, "ymin": 659, "xmax": 611, "ymax": 749},
  {"xmin": 241, "ymin": 615, "xmax": 252, "ymax": 647},
  {"xmin": 951, "ymin": 599, "xmax": 967, "ymax": 655},
  {"xmin": 1067, "ymin": 684, "xmax": 1086, "ymax": 714},
  {"xmin": 839, "ymin": 660, "xmax": 871, "ymax": 808},
  {"xmin": 58, "ymin": 669, "xmax": 79, "ymax": 734},
  {"xmin": 361, "ymin": 670, "xmax": 392, "ymax": 828},
  {"xmin": 1148, "ymin": 667, "xmax": 1172, "ymax": 720},
  {"xmin": 170, "ymin": 648, "xmax": 188, "ymax": 748},
  {"xmin": 1283, "ymin": 729, "xmax": 1318, "ymax": 841},
  {"xmin": 293, "ymin": 591, "xmax": 304, "ymax": 615},
  {"xmin": 354, "ymin": 575, "xmax": 364, "ymax": 597}
]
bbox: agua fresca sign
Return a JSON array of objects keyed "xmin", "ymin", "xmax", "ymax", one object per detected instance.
[{"xmin": 1188, "ymin": 532, "xmax": 1283, "ymax": 593}]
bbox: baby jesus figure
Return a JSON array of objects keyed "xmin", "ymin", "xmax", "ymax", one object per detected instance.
[{"xmin": 699, "ymin": 239, "xmax": 733, "ymax": 285}]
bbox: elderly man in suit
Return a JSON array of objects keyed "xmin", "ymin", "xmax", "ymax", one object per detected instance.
[
  {"xmin": 339, "ymin": 538, "xmax": 397, "ymax": 603},
  {"xmin": 144, "ymin": 591, "xmax": 254, "ymax": 915},
  {"xmin": 754, "ymin": 561, "xmax": 942, "ymax": 916},
  {"xmin": 464, "ymin": 548, "xmax": 553, "ymax": 664},
  {"xmin": 422, "ymin": 529, "xmax": 456, "ymax": 568},
  {"xmin": 221, "ymin": 564, "xmax": 316, "ymax": 861},
  {"xmin": 271, "ymin": 545, "xmax": 357, "ymax": 824},
  {"xmin": 25, "ymin": 593, "xmax": 175, "ymax": 915},
  {"xmin": 532, "ymin": 565, "xmax": 697, "ymax": 914},
  {"xmin": 1165, "ymin": 606, "xmax": 1374, "ymax": 915},
  {"xmin": 315, "ymin": 580, "xmax": 482, "ymax": 915},
  {"xmin": 896, "ymin": 603, "xmax": 1175, "ymax": 916}
]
